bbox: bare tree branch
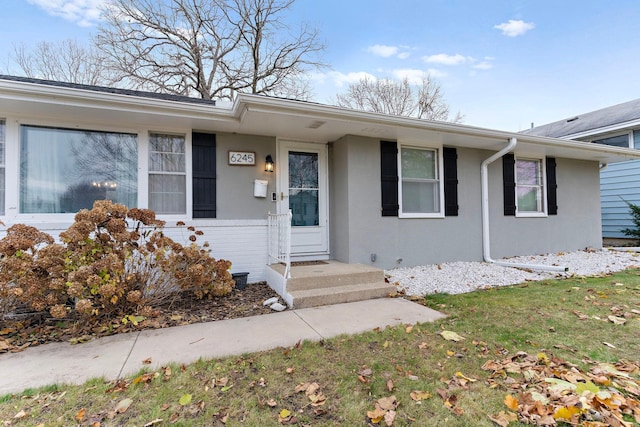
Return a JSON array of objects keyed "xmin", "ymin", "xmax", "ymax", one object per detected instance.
[
  {"xmin": 334, "ymin": 76, "xmax": 463, "ymax": 123},
  {"xmin": 224, "ymin": 0, "xmax": 324, "ymax": 99},
  {"xmin": 94, "ymin": 0, "xmax": 324, "ymax": 100},
  {"xmin": 10, "ymin": 39, "xmax": 115, "ymax": 85}
]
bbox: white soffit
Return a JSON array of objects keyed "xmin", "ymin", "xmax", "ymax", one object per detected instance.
[
  {"xmin": 2, "ymin": 78, "xmax": 640, "ymax": 164},
  {"xmin": 236, "ymin": 97, "xmax": 640, "ymax": 164}
]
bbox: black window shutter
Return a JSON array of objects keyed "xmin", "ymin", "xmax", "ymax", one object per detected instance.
[
  {"xmin": 443, "ymin": 147, "xmax": 458, "ymax": 216},
  {"xmin": 503, "ymin": 153, "xmax": 516, "ymax": 216},
  {"xmin": 546, "ymin": 157, "xmax": 558, "ymax": 215},
  {"xmin": 380, "ymin": 141, "xmax": 399, "ymax": 216},
  {"xmin": 192, "ymin": 132, "xmax": 216, "ymax": 218}
]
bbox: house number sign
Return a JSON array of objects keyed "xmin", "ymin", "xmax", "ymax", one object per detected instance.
[{"xmin": 228, "ymin": 151, "xmax": 256, "ymax": 165}]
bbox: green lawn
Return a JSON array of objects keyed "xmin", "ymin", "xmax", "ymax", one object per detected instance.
[{"xmin": 1, "ymin": 270, "xmax": 639, "ymax": 426}]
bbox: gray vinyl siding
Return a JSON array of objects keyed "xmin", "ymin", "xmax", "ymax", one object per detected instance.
[{"xmin": 600, "ymin": 160, "xmax": 640, "ymax": 237}]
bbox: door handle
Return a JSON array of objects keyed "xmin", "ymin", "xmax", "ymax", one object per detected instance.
[{"xmin": 280, "ymin": 192, "xmax": 286, "ymax": 200}]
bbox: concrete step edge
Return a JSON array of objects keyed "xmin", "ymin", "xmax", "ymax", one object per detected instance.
[
  {"xmin": 286, "ymin": 272, "xmax": 384, "ymax": 291},
  {"xmin": 291, "ymin": 284, "xmax": 396, "ymax": 309},
  {"xmin": 289, "ymin": 282, "xmax": 396, "ymax": 298}
]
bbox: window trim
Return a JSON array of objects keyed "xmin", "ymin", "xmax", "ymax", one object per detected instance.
[
  {"xmin": 397, "ymin": 143, "xmax": 445, "ymax": 219},
  {"xmin": 4, "ymin": 117, "xmax": 198, "ymax": 222},
  {"xmin": 17, "ymin": 123, "xmax": 139, "ymax": 216},
  {"xmin": 590, "ymin": 131, "xmax": 633, "ymax": 149},
  {"xmin": 148, "ymin": 132, "xmax": 188, "ymax": 215},
  {"xmin": 0, "ymin": 118, "xmax": 5, "ymax": 216},
  {"xmin": 515, "ymin": 156, "xmax": 548, "ymax": 217}
]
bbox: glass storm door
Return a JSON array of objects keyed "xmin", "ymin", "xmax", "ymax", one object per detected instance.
[{"xmin": 278, "ymin": 141, "xmax": 328, "ymax": 256}]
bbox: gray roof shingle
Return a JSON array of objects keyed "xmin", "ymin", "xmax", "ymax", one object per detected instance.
[
  {"xmin": 0, "ymin": 74, "xmax": 217, "ymax": 106},
  {"xmin": 523, "ymin": 98, "xmax": 640, "ymax": 138}
]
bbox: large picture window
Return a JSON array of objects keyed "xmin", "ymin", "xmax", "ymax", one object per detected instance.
[
  {"xmin": 20, "ymin": 125, "xmax": 137, "ymax": 214},
  {"xmin": 149, "ymin": 133, "xmax": 186, "ymax": 214},
  {"xmin": 516, "ymin": 158, "xmax": 545, "ymax": 214},
  {"xmin": 399, "ymin": 146, "xmax": 442, "ymax": 216}
]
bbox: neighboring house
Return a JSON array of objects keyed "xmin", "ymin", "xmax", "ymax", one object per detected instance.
[
  {"xmin": 2, "ymin": 75, "xmax": 640, "ymax": 304},
  {"xmin": 523, "ymin": 99, "xmax": 640, "ymax": 238}
]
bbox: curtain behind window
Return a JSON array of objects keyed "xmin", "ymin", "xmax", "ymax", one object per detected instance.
[
  {"xmin": 148, "ymin": 133, "xmax": 186, "ymax": 214},
  {"xmin": 20, "ymin": 125, "xmax": 137, "ymax": 213}
]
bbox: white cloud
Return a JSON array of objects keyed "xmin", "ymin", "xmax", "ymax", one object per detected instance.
[
  {"xmin": 494, "ymin": 19, "xmax": 535, "ymax": 37},
  {"xmin": 424, "ymin": 53, "xmax": 469, "ymax": 65},
  {"xmin": 392, "ymin": 68, "xmax": 447, "ymax": 79},
  {"xmin": 367, "ymin": 44, "xmax": 399, "ymax": 58},
  {"xmin": 472, "ymin": 57, "xmax": 494, "ymax": 70},
  {"xmin": 367, "ymin": 44, "xmax": 411, "ymax": 59},
  {"xmin": 318, "ymin": 68, "xmax": 447, "ymax": 88},
  {"xmin": 28, "ymin": 0, "xmax": 106, "ymax": 26},
  {"xmin": 312, "ymin": 71, "xmax": 377, "ymax": 87},
  {"xmin": 426, "ymin": 68, "xmax": 447, "ymax": 78},
  {"xmin": 473, "ymin": 61, "xmax": 493, "ymax": 70},
  {"xmin": 392, "ymin": 68, "xmax": 428, "ymax": 84}
]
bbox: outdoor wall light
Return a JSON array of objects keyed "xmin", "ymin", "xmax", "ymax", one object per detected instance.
[{"xmin": 265, "ymin": 155, "xmax": 274, "ymax": 172}]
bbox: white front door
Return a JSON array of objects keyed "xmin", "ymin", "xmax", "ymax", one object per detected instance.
[{"xmin": 278, "ymin": 140, "xmax": 329, "ymax": 257}]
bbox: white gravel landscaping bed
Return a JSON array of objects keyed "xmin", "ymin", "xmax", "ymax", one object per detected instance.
[{"xmin": 385, "ymin": 248, "xmax": 640, "ymax": 296}]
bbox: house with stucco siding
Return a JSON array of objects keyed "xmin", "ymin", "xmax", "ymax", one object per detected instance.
[{"xmin": 2, "ymin": 75, "xmax": 639, "ymax": 307}]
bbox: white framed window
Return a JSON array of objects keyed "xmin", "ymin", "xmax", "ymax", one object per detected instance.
[
  {"xmin": 398, "ymin": 145, "xmax": 444, "ymax": 217},
  {"xmin": 149, "ymin": 132, "xmax": 186, "ymax": 214},
  {"xmin": 0, "ymin": 119, "xmax": 5, "ymax": 216},
  {"xmin": 592, "ymin": 132, "xmax": 632, "ymax": 148},
  {"xmin": 516, "ymin": 157, "xmax": 546, "ymax": 216},
  {"xmin": 19, "ymin": 125, "xmax": 137, "ymax": 214}
]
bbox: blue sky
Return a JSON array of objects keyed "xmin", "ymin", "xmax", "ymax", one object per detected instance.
[{"xmin": 1, "ymin": 0, "xmax": 639, "ymax": 131}]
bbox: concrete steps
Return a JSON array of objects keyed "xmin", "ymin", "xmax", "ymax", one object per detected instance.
[
  {"xmin": 289, "ymin": 281, "xmax": 395, "ymax": 309},
  {"xmin": 270, "ymin": 261, "xmax": 396, "ymax": 309}
]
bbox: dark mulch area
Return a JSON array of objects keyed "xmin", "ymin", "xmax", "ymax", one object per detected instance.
[{"xmin": 0, "ymin": 282, "xmax": 280, "ymax": 353}]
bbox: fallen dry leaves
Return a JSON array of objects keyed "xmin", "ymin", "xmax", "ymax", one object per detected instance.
[
  {"xmin": 0, "ymin": 283, "xmax": 280, "ymax": 354},
  {"xmin": 483, "ymin": 351, "xmax": 640, "ymax": 426},
  {"xmin": 367, "ymin": 395, "xmax": 398, "ymax": 426},
  {"xmin": 409, "ymin": 390, "xmax": 432, "ymax": 401},
  {"xmin": 294, "ymin": 381, "xmax": 327, "ymax": 407},
  {"xmin": 278, "ymin": 381, "xmax": 328, "ymax": 424},
  {"xmin": 439, "ymin": 330, "xmax": 465, "ymax": 342}
]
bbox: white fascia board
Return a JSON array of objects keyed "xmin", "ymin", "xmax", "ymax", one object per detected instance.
[
  {"xmin": 517, "ymin": 133, "xmax": 640, "ymax": 161},
  {"xmin": 235, "ymin": 93, "xmax": 640, "ymax": 161},
  {"xmin": 4, "ymin": 81, "xmax": 640, "ymax": 162},
  {"xmin": 0, "ymin": 78, "xmax": 238, "ymax": 122},
  {"xmin": 235, "ymin": 93, "xmax": 511, "ymax": 138}
]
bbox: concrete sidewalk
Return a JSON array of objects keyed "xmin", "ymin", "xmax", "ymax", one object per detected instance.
[{"xmin": 0, "ymin": 298, "xmax": 444, "ymax": 395}]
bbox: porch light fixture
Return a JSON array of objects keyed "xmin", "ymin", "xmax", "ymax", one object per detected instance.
[{"xmin": 265, "ymin": 155, "xmax": 274, "ymax": 172}]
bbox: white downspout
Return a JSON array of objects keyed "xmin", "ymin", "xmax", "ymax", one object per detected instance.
[{"xmin": 481, "ymin": 137, "xmax": 568, "ymax": 272}]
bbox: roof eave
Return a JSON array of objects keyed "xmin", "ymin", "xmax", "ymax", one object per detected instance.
[
  {"xmin": 234, "ymin": 93, "xmax": 640, "ymax": 163},
  {"xmin": 3, "ymin": 79, "xmax": 640, "ymax": 164},
  {"xmin": 0, "ymin": 77, "xmax": 237, "ymax": 122}
]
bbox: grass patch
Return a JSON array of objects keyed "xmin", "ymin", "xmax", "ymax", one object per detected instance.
[{"xmin": 1, "ymin": 270, "xmax": 639, "ymax": 426}]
